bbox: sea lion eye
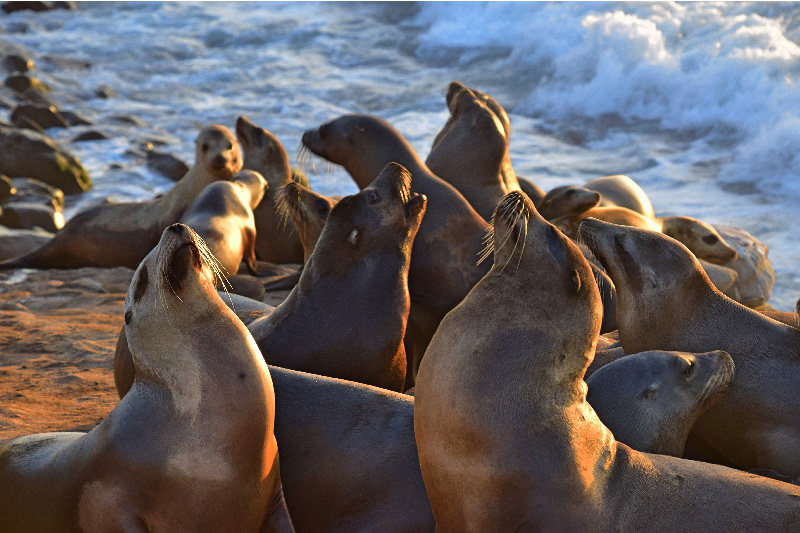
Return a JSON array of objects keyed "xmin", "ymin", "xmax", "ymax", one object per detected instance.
[
  {"xmin": 201, "ymin": 143, "xmax": 209, "ymax": 153},
  {"xmin": 683, "ymin": 361, "xmax": 694, "ymax": 376},
  {"xmin": 226, "ymin": 142, "xmax": 233, "ymax": 151},
  {"xmin": 368, "ymin": 190, "xmax": 380, "ymax": 205},
  {"xmin": 124, "ymin": 310, "xmax": 132, "ymax": 325},
  {"xmin": 702, "ymin": 235, "xmax": 719, "ymax": 245}
]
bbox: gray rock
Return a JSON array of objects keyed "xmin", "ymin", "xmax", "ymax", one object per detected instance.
[
  {"xmin": 146, "ymin": 151, "xmax": 189, "ymax": 181},
  {"xmin": 11, "ymin": 103, "xmax": 70, "ymax": 129},
  {"xmin": 0, "ymin": 202, "xmax": 63, "ymax": 232},
  {"xmin": 59, "ymin": 110, "xmax": 93, "ymax": 126},
  {"xmin": 8, "ymin": 177, "xmax": 64, "ymax": 210},
  {"xmin": 0, "ymin": 127, "xmax": 91, "ymax": 194},
  {"xmin": 0, "ymin": 225, "xmax": 52, "ymax": 262},
  {"xmin": 72, "ymin": 130, "xmax": 109, "ymax": 142}
]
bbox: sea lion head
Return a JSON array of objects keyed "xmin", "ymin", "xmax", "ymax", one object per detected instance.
[
  {"xmin": 276, "ymin": 181, "xmax": 339, "ymax": 262},
  {"xmin": 302, "ymin": 115, "xmax": 417, "ymax": 189},
  {"xmin": 311, "ymin": 162, "xmax": 426, "ymax": 272},
  {"xmin": 484, "ymin": 191, "xmax": 603, "ymax": 376},
  {"xmin": 235, "ymin": 116, "xmax": 292, "ymax": 188},
  {"xmin": 537, "ymin": 185, "xmax": 602, "ymax": 221},
  {"xmin": 586, "ymin": 349, "xmax": 734, "ymax": 456},
  {"xmin": 195, "ymin": 125, "xmax": 242, "ymax": 180},
  {"xmin": 577, "ymin": 218, "xmax": 715, "ymax": 351},
  {"xmin": 123, "ymin": 224, "xmax": 225, "ymax": 367},
  {"xmin": 660, "ymin": 216, "xmax": 738, "ymax": 264},
  {"xmin": 231, "ymin": 169, "xmax": 268, "ymax": 210}
]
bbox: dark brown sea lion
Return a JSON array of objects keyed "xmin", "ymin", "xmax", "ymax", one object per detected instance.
[
  {"xmin": 425, "ymin": 81, "xmax": 521, "ymax": 222},
  {"xmin": 584, "ymin": 174, "xmax": 655, "ymax": 218},
  {"xmin": 0, "ymin": 224, "xmax": 293, "ymax": 532},
  {"xmin": 236, "ymin": 116, "xmax": 305, "ymax": 265},
  {"xmin": 415, "ymin": 192, "xmax": 800, "ymax": 532},
  {"xmin": 302, "ymin": 114, "xmax": 491, "ymax": 384},
  {"xmin": 179, "ymin": 169, "xmax": 267, "ymax": 276},
  {"xmin": 248, "ymin": 162, "xmax": 425, "ymax": 392},
  {"xmin": 586, "ymin": 349, "xmax": 734, "ymax": 456},
  {"xmin": 270, "ymin": 366, "xmax": 434, "ymax": 533},
  {"xmin": 0, "ymin": 125, "xmax": 242, "ymax": 269},
  {"xmin": 579, "ymin": 218, "xmax": 800, "ymax": 477}
]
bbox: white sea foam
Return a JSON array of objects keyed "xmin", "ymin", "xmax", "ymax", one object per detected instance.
[{"xmin": 0, "ymin": 1, "xmax": 797, "ymax": 309}]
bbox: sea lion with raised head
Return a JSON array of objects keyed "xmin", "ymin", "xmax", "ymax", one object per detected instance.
[
  {"xmin": 415, "ymin": 192, "xmax": 800, "ymax": 531},
  {"xmin": 248, "ymin": 162, "xmax": 426, "ymax": 392},
  {"xmin": 179, "ymin": 169, "xmax": 267, "ymax": 276},
  {"xmin": 578, "ymin": 218, "xmax": 800, "ymax": 477},
  {"xmin": 302, "ymin": 113, "xmax": 490, "ymax": 384},
  {"xmin": 0, "ymin": 224, "xmax": 293, "ymax": 532},
  {"xmin": 583, "ymin": 174, "xmax": 655, "ymax": 218},
  {"xmin": 0, "ymin": 125, "xmax": 242, "ymax": 269},
  {"xmin": 275, "ymin": 180, "xmax": 338, "ymax": 264},
  {"xmin": 425, "ymin": 81, "xmax": 521, "ymax": 222},
  {"xmin": 236, "ymin": 116, "xmax": 305, "ymax": 265},
  {"xmin": 586, "ymin": 349, "xmax": 734, "ymax": 457}
]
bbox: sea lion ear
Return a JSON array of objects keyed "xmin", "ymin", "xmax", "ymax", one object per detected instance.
[
  {"xmin": 571, "ymin": 270, "xmax": 581, "ymax": 293},
  {"xmin": 645, "ymin": 267, "xmax": 658, "ymax": 288},
  {"xmin": 644, "ymin": 383, "xmax": 659, "ymax": 400},
  {"xmin": 349, "ymin": 229, "xmax": 359, "ymax": 246}
]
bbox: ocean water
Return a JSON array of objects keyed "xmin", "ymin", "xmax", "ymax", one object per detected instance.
[{"xmin": 1, "ymin": 1, "xmax": 798, "ymax": 310}]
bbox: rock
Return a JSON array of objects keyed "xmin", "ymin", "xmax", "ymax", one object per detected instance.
[
  {"xmin": 8, "ymin": 177, "xmax": 64, "ymax": 210},
  {"xmin": 4, "ymin": 74, "xmax": 50, "ymax": 94},
  {"xmin": 0, "ymin": 92, "xmax": 15, "ymax": 109},
  {"xmin": 713, "ymin": 224, "xmax": 775, "ymax": 308},
  {"xmin": 72, "ymin": 130, "xmax": 109, "ymax": 142},
  {"xmin": 2, "ymin": 54, "xmax": 34, "ymax": 74},
  {"xmin": 0, "ymin": 202, "xmax": 64, "ymax": 232},
  {"xmin": 94, "ymin": 84, "xmax": 115, "ymax": 99},
  {"xmin": 0, "ymin": 127, "xmax": 92, "ymax": 194},
  {"xmin": 1, "ymin": 1, "xmax": 75, "ymax": 13},
  {"xmin": 0, "ymin": 40, "xmax": 33, "ymax": 62},
  {"xmin": 12, "ymin": 115, "xmax": 44, "ymax": 133},
  {"xmin": 0, "ymin": 175, "xmax": 15, "ymax": 203},
  {"xmin": 18, "ymin": 87, "xmax": 57, "ymax": 107},
  {"xmin": 59, "ymin": 110, "xmax": 93, "ymax": 126},
  {"xmin": 110, "ymin": 114, "xmax": 146, "ymax": 127},
  {"xmin": 11, "ymin": 104, "xmax": 69, "ymax": 129},
  {"xmin": 0, "ymin": 225, "xmax": 52, "ymax": 262},
  {"xmin": 146, "ymin": 151, "xmax": 189, "ymax": 181}
]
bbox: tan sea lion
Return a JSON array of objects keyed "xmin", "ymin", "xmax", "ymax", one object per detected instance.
[
  {"xmin": 536, "ymin": 185, "xmax": 601, "ymax": 220},
  {"xmin": 425, "ymin": 81, "xmax": 521, "ymax": 222},
  {"xmin": 270, "ymin": 366, "xmax": 434, "ymax": 533},
  {"xmin": 0, "ymin": 224, "xmax": 293, "ymax": 532},
  {"xmin": 302, "ymin": 113, "xmax": 490, "ymax": 386},
  {"xmin": 236, "ymin": 116, "xmax": 305, "ymax": 264},
  {"xmin": 578, "ymin": 218, "xmax": 800, "ymax": 477},
  {"xmin": 0, "ymin": 125, "xmax": 242, "ymax": 269},
  {"xmin": 275, "ymin": 180, "xmax": 338, "ymax": 264},
  {"xmin": 415, "ymin": 192, "xmax": 800, "ymax": 532},
  {"xmin": 179, "ymin": 169, "xmax": 267, "ymax": 276},
  {"xmin": 248, "ymin": 162, "xmax": 426, "ymax": 392},
  {"xmin": 554, "ymin": 206, "xmax": 738, "ymax": 264},
  {"xmin": 584, "ymin": 174, "xmax": 655, "ymax": 217},
  {"xmin": 586, "ymin": 350, "xmax": 734, "ymax": 456}
]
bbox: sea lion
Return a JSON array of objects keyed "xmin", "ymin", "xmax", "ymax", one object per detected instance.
[
  {"xmin": 712, "ymin": 224, "xmax": 775, "ymax": 307},
  {"xmin": 270, "ymin": 366, "xmax": 434, "ymax": 533},
  {"xmin": 275, "ymin": 180, "xmax": 338, "ymax": 264},
  {"xmin": 425, "ymin": 81, "xmax": 521, "ymax": 222},
  {"xmin": 248, "ymin": 162, "xmax": 426, "ymax": 392},
  {"xmin": 415, "ymin": 192, "xmax": 800, "ymax": 532},
  {"xmin": 302, "ymin": 113, "xmax": 490, "ymax": 385},
  {"xmin": 536, "ymin": 185, "xmax": 601, "ymax": 220},
  {"xmin": 0, "ymin": 125, "xmax": 242, "ymax": 269},
  {"xmin": 0, "ymin": 224, "xmax": 293, "ymax": 532},
  {"xmin": 179, "ymin": 169, "xmax": 267, "ymax": 276},
  {"xmin": 584, "ymin": 174, "xmax": 655, "ymax": 218},
  {"xmin": 236, "ymin": 116, "xmax": 305, "ymax": 265},
  {"xmin": 554, "ymin": 207, "xmax": 738, "ymax": 264},
  {"xmin": 578, "ymin": 218, "xmax": 800, "ymax": 477},
  {"xmin": 586, "ymin": 349, "xmax": 734, "ymax": 456}
]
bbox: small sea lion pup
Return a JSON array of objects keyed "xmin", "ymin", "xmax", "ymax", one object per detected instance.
[
  {"xmin": 270, "ymin": 366, "xmax": 434, "ymax": 533},
  {"xmin": 248, "ymin": 162, "xmax": 426, "ymax": 392},
  {"xmin": 578, "ymin": 218, "xmax": 800, "ymax": 478},
  {"xmin": 536, "ymin": 185, "xmax": 602, "ymax": 220},
  {"xmin": 0, "ymin": 125, "xmax": 242, "ymax": 269},
  {"xmin": 276, "ymin": 180, "xmax": 339, "ymax": 264},
  {"xmin": 179, "ymin": 169, "xmax": 268, "ymax": 276},
  {"xmin": 415, "ymin": 192, "xmax": 800, "ymax": 532},
  {"xmin": 0, "ymin": 224, "xmax": 293, "ymax": 532},
  {"xmin": 586, "ymin": 350, "xmax": 734, "ymax": 457},
  {"xmin": 425, "ymin": 81, "xmax": 522, "ymax": 222},
  {"xmin": 583, "ymin": 174, "xmax": 655, "ymax": 218},
  {"xmin": 236, "ymin": 116, "xmax": 305, "ymax": 264},
  {"xmin": 302, "ymin": 113, "xmax": 490, "ymax": 384}
]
